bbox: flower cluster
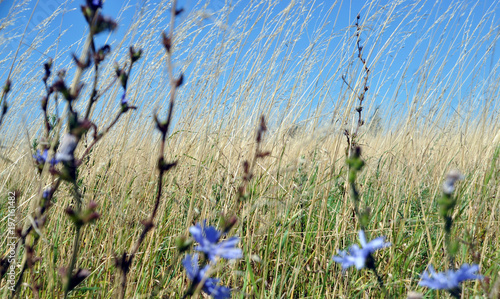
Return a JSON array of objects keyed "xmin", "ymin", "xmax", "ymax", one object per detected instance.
[
  {"xmin": 182, "ymin": 221, "xmax": 242, "ymax": 298},
  {"xmin": 33, "ymin": 133, "xmax": 78, "ymax": 168},
  {"xmin": 333, "ymin": 230, "xmax": 391, "ymax": 270}
]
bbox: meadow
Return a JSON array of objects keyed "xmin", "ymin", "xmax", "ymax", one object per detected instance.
[{"xmin": 0, "ymin": 0, "xmax": 499, "ymax": 298}]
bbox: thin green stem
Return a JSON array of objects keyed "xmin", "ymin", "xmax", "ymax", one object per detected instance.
[{"xmin": 63, "ymin": 226, "xmax": 81, "ymax": 298}]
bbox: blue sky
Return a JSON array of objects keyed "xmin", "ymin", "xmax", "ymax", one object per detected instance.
[{"xmin": 1, "ymin": 0, "xmax": 499, "ymax": 137}]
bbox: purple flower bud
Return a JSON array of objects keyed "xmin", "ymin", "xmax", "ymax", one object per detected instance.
[
  {"xmin": 86, "ymin": 0, "xmax": 102, "ymax": 10},
  {"xmin": 120, "ymin": 92, "xmax": 128, "ymax": 106},
  {"xmin": 42, "ymin": 189, "xmax": 51, "ymax": 199}
]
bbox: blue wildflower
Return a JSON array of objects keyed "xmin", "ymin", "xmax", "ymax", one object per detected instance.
[
  {"xmin": 419, "ymin": 264, "xmax": 483, "ymax": 290},
  {"xmin": 120, "ymin": 92, "xmax": 128, "ymax": 106},
  {"xmin": 33, "ymin": 149, "xmax": 48, "ymax": 164},
  {"xmin": 33, "ymin": 149, "xmax": 59, "ymax": 166},
  {"xmin": 189, "ymin": 222, "xmax": 242, "ymax": 262},
  {"xmin": 182, "ymin": 253, "xmax": 231, "ymax": 299},
  {"xmin": 332, "ymin": 230, "xmax": 391, "ymax": 270},
  {"xmin": 42, "ymin": 189, "xmax": 51, "ymax": 199},
  {"xmin": 442, "ymin": 169, "xmax": 464, "ymax": 195}
]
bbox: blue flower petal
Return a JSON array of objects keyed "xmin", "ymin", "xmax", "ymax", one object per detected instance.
[
  {"xmin": 205, "ymin": 225, "xmax": 221, "ymax": 243},
  {"xmin": 189, "ymin": 222, "xmax": 242, "ymax": 262},
  {"xmin": 419, "ymin": 264, "xmax": 483, "ymax": 290},
  {"xmin": 182, "ymin": 253, "xmax": 199, "ymax": 281},
  {"xmin": 358, "ymin": 230, "xmax": 367, "ymax": 247},
  {"xmin": 332, "ymin": 230, "xmax": 390, "ymax": 270},
  {"xmin": 189, "ymin": 225, "xmax": 204, "ymax": 243},
  {"xmin": 182, "ymin": 255, "xmax": 232, "ymax": 298}
]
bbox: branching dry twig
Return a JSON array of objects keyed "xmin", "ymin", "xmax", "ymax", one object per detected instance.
[
  {"xmin": 113, "ymin": 2, "xmax": 183, "ymax": 298},
  {"xmin": 343, "ymin": 14, "xmax": 370, "ymax": 155}
]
